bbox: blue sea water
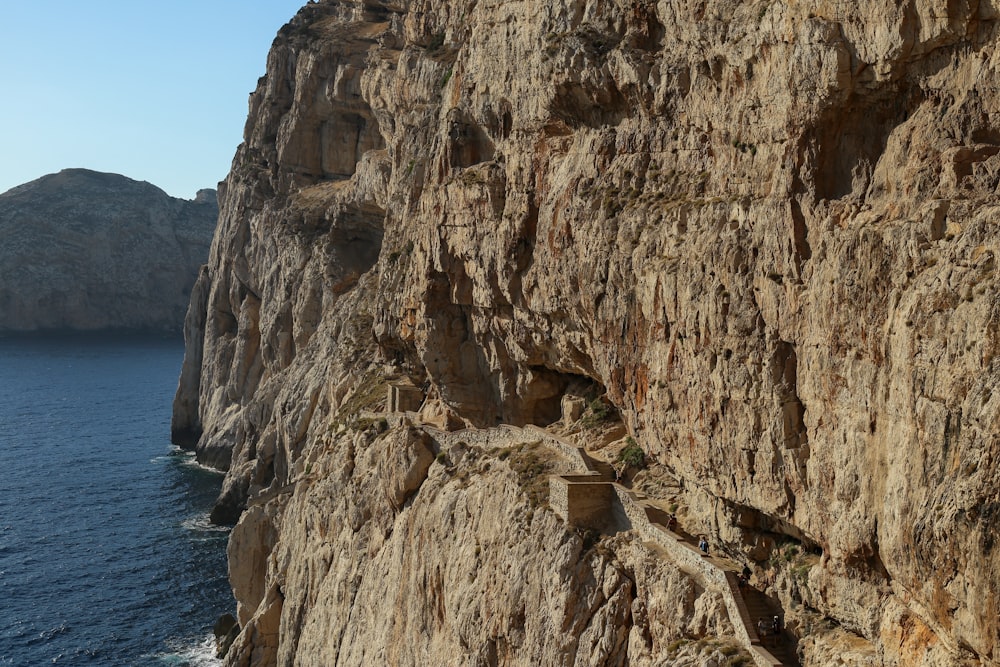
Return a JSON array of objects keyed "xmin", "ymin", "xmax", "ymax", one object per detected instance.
[{"xmin": 0, "ymin": 336, "xmax": 232, "ymax": 666}]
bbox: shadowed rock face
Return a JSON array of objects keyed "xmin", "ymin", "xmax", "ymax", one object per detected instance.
[
  {"xmin": 176, "ymin": 1, "xmax": 1000, "ymax": 665},
  {"xmin": 0, "ymin": 168, "xmax": 217, "ymax": 333}
]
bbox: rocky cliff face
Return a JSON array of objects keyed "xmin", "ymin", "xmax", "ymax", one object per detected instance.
[
  {"xmin": 0, "ymin": 169, "xmax": 217, "ymax": 333},
  {"xmin": 176, "ymin": 1, "xmax": 1000, "ymax": 665}
]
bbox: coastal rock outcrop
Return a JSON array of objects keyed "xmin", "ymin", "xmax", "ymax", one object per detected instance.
[
  {"xmin": 176, "ymin": 1, "xmax": 1000, "ymax": 665},
  {"xmin": 0, "ymin": 168, "xmax": 217, "ymax": 333}
]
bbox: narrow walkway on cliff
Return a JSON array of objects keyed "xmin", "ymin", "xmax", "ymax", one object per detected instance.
[
  {"xmin": 540, "ymin": 426, "xmax": 799, "ymax": 667},
  {"xmin": 377, "ymin": 387, "xmax": 798, "ymax": 666}
]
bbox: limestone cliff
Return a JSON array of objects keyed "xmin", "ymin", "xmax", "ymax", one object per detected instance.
[
  {"xmin": 175, "ymin": 1, "xmax": 1000, "ymax": 665},
  {"xmin": 0, "ymin": 169, "xmax": 217, "ymax": 333}
]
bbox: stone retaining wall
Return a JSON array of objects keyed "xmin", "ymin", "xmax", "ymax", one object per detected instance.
[
  {"xmin": 525, "ymin": 425, "xmax": 595, "ymax": 472},
  {"xmin": 549, "ymin": 477, "xmax": 614, "ymax": 530},
  {"xmin": 610, "ymin": 485, "xmax": 784, "ymax": 667},
  {"xmin": 397, "ymin": 419, "xmax": 787, "ymax": 667},
  {"xmin": 549, "ymin": 446, "xmax": 787, "ymax": 667}
]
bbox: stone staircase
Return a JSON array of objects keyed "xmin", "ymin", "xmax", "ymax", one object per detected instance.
[
  {"xmin": 589, "ymin": 459, "xmax": 616, "ymax": 480},
  {"xmin": 398, "ymin": 418, "xmax": 799, "ymax": 666},
  {"xmin": 544, "ymin": 429, "xmax": 798, "ymax": 667},
  {"xmin": 742, "ymin": 586, "xmax": 799, "ymax": 666}
]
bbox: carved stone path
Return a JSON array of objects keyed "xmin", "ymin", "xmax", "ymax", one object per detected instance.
[
  {"xmin": 386, "ymin": 415, "xmax": 798, "ymax": 666},
  {"xmin": 538, "ymin": 427, "xmax": 798, "ymax": 667}
]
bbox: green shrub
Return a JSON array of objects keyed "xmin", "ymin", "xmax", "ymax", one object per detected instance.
[
  {"xmin": 618, "ymin": 438, "xmax": 646, "ymax": 469},
  {"xmin": 590, "ymin": 398, "xmax": 608, "ymax": 417},
  {"xmin": 503, "ymin": 442, "xmax": 556, "ymax": 508},
  {"xmin": 581, "ymin": 395, "xmax": 620, "ymax": 428}
]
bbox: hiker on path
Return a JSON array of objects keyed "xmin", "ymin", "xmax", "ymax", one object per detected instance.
[
  {"xmin": 757, "ymin": 618, "xmax": 770, "ymax": 645},
  {"xmin": 698, "ymin": 536, "xmax": 709, "ymax": 554}
]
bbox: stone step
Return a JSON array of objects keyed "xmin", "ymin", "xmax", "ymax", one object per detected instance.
[
  {"xmin": 550, "ymin": 441, "xmax": 798, "ymax": 665},
  {"xmin": 740, "ymin": 587, "xmax": 797, "ymax": 665},
  {"xmin": 746, "ymin": 603, "xmax": 773, "ymax": 616},
  {"xmin": 745, "ymin": 602, "xmax": 775, "ymax": 614},
  {"xmin": 763, "ymin": 640, "xmax": 799, "ymax": 667},
  {"xmin": 588, "ymin": 460, "xmax": 615, "ymax": 479}
]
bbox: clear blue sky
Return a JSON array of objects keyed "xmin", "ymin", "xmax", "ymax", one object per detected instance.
[{"xmin": 0, "ymin": 1, "xmax": 305, "ymax": 199}]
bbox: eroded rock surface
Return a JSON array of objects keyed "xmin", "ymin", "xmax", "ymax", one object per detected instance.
[{"xmin": 176, "ymin": 1, "xmax": 1000, "ymax": 665}]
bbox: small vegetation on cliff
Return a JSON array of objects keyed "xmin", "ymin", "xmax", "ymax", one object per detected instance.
[
  {"xmin": 581, "ymin": 397, "xmax": 613, "ymax": 428},
  {"xmin": 337, "ymin": 371, "xmax": 389, "ymax": 428},
  {"xmin": 387, "ymin": 239, "xmax": 414, "ymax": 265},
  {"xmin": 769, "ymin": 540, "xmax": 802, "ymax": 568},
  {"xmin": 617, "ymin": 437, "xmax": 646, "ymax": 469},
  {"xmin": 352, "ymin": 415, "xmax": 389, "ymax": 434},
  {"xmin": 730, "ymin": 137, "xmax": 757, "ymax": 156},
  {"xmin": 500, "ymin": 441, "xmax": 557, "ymax": 509}
]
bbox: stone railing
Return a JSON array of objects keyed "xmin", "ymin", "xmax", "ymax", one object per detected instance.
[
  {"xmin": 421, "ymin": 423, "xmax": 537, "ymax": 452},
  {"xmin": 381, "ymin": 416, "xmax": 789, "ymax": 666},
  {"xmin": 524, "ymin": 425, "xmax": 598, "ymax": 473},
  {"xmin": 550, "ymin": 449, "xmax": 788, "ymax": 667},
  {"xmin": 549, "ymin": 477, "xmax": 615, "ymax": 530}
]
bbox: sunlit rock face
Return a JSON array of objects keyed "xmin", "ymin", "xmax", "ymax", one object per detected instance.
[
  {"xmin": 0, "ymin": 168, "xmax": 217, "ymax": 333},
  {"xmin": 176, "ymin": 1, "xmax": 1000, "ymax": 665}
]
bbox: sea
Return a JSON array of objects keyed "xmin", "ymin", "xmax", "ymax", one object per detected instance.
[{"xmin": 0, "ymin": 335, "xmax": 232, "ymax": 666}]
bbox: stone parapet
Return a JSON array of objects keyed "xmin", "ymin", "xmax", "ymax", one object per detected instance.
[
  {"xmin": 549, "ymin": 476, "xmax": 614, "ymax": 530},
  {"xmin": 547, "ymin": 442, "xmax": 793, "ymax": 667},
  {"xmin": 525, "ymin": 425, "xmax": 601, "ymax": 474},
  {"xmin": 387, "ymin": 381, "xmax": 425, "ymax": 413},
  {"xmin": 425, "ymin": 424, "xmax": 542, "ymax": 451},
  {"xmin": 609, "ymin": 484, "xmax": 787, "ymax": 667}
]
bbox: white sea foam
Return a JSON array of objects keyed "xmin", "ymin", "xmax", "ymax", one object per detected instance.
[
  {"xmin": 150, "ymin": 447, "xmax": 225, "ymax": 474},
  {"xmin": 182, "ymin": 512, "xmax": 231, "ymax": 534},
  {"xmin": 148, "ymin": 634, "xmax": 222, "ymax": 666},
  {"xmin": 150, "ymin": 446, "xmax": 192, "ymax": 466},
  {"xmin": 178, "ymin": 452, "xmax": 226, "ymax": 475}
]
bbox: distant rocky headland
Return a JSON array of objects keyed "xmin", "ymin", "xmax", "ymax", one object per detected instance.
[{"xmin": 0, "ymin": 169, "xmax": 217, "ymax": 334}]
